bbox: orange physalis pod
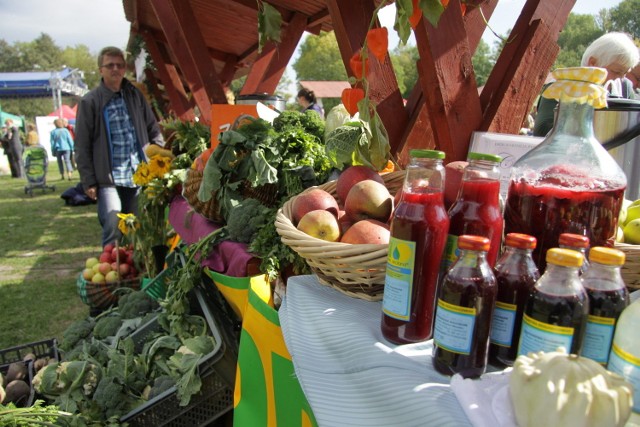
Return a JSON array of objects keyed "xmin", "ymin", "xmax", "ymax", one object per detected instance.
[
  {"xmin": 342, "ymin": 88, "xmax": 365, "ymax": 116},
  {"xmin": 349, "ymin": 50, "xmax": 370, "ymax": 80},
  {"xmin": 366, "ymin": 27, "xmax": 388, "ymax": 62},
  {"xmin": 441, "ymin": 0, "xmax": 450, "ymax": 7},
  {"xmin": 409, "ymin": 0, "xmax": 422, "ymax": 28}
]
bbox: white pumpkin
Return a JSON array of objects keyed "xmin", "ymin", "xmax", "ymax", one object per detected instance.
[{"xmin": 509, "ymin": 347, "xmax": 633, "ymax": 427}]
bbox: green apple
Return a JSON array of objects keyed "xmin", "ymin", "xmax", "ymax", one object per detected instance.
[
  {"xmin": 623, "ymin": 219, "xmax": 640, "ymax": 245},
  {"xmin": 625, "ymin": 205, "xmax": 640, "ymax": 227},
  {"xmin": 616, "ymin": 226, "xmax": 625, "ymax": 243}
]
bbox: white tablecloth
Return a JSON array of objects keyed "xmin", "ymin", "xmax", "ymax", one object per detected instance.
[{"xmin": 279, "ymin": 275, "xmax": 473, "ymax": 427}]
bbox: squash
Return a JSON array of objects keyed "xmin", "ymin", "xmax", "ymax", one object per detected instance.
[
  {"xmin": 509, "ymin": 347, "xmax": 633, "ymax": 427},
  {"xmin": 144, "ymin": 144, "xmax": 175, "ymax": 160}
]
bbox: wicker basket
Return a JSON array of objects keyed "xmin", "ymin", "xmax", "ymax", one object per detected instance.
[
  {"xmin": 614, "ymin": 242, "xmax": 640, "ymax": 290},
  {"xmin": 275, "ymin": 171, "xmax": 405, "ymax": 301},
  {"xmin": 76, "ymin": 274, "xmax": 141, "ymax": 309},
  {"xmin": 182, "ymin": 168, "xmax": 224, "ymax": 223}
]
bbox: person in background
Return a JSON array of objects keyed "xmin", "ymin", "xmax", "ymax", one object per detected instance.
[
  {"xmin": 533, "ymin": 32, "xmax": 639, "ymax": 137},
  {"xmin": 297, "ymin": 88, "xmax": 324, "ymax": 119},
  {"xmin": 50, "ymin": 118, "xmax": 75, "ymax": 181},
  {"xmin": 3, "ymin": 119, "xmax": 24, "ymax": 178},
  {"xmin": 75, "ymin": 46, "xmax": 165, "ymax": 248},
  {"xmin": 26, "ymin": 123, "xmax": 39, "ymax": 147},
  {"xmin": 627, "ymin": 58, "xmax": 640, "ymax": 96},
  {"xmin": 62, "ymin": 118, "xmax": 77, "ymax": 169}
]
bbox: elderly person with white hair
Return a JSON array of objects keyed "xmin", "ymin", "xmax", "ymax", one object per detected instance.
[{"xmin": 533, "ymin": 32, "xmax": 639, "ymax": 137}]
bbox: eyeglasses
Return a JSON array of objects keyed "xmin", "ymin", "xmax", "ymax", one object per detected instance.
[{"xmin": 100, "ymin": 63, "xmax": 126, "ymax": 70}]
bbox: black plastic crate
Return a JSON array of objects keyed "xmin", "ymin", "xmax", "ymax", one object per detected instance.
[
  {"xmin": 120, "ymin": 286, "xmax": 237, "ymax": 426},
  {"xmin": 0, "ymin": 338, "xmax": 59, "ymax": 367},
  {"xmin": 0, "ymin": 339, "xmax": 59, "ymax": 408}
]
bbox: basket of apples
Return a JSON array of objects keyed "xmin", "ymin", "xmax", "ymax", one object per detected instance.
[
  {"xmin": 275, "ymin": 166, "xmax": 405, "ymax": 301},
  {"xmin": 77, "ymin": 243, "xmax": 142, "ymax": 309}
]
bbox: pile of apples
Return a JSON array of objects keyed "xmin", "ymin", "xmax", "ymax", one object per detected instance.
[
  {"xmin": 293, "ymin": 165, "xmax": 395, "ymax": 245},
  {"xmin": 82, "ymin": 243, "xmax": 139, "ymax": 284},
  {"xmin": 617, "ymin": 199, "xmax": 640, "ymax": 245}
]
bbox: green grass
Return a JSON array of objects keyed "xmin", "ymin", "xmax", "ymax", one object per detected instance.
[{"xmin": 0, "ymin": 171, "xmax": 102, "ymax": 350}]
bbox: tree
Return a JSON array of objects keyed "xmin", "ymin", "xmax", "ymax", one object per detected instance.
[
  {"xmin": 472, "ymin": 39, "xmax": 494, "ymax": 87},
  {"xmin": 609, "ymin": 0, "xmax": 640, "ymax": 39},
  {"xmin": 554, "ymin": 13, "xmax": 604, "ymax": 69},
  {"xmin": 390, "ymin": 44, "xmax": 418, "ymax": 98}
]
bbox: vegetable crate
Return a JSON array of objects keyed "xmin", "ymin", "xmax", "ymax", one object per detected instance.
[
  {"xmin": 0, "ymin": 339, "xmax": 59, "ymax": 408},
  {"xmin": 120, "ymin": 286, "xmax": 237, "ymax": 426}
]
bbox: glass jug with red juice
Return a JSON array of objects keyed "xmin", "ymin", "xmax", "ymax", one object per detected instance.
[
  {"xmin": 504, "ymin": 68, "xmax": 627, "ymax": 271},
  {"xmin": 381, "ymin": 149, "xmax": 450, "ymax": 344}
]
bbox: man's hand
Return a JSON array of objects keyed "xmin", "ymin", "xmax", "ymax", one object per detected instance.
[{"xmin": 85, "ymin": 186, "xmax": 97, "ymax": 201}]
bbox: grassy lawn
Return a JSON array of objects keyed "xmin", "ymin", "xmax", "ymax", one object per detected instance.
[{"xmin": 0, "ymin": 171, "xmax": 102, "ymax": 350}]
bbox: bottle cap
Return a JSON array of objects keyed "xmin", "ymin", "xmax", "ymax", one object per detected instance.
[
  {"xmin": 541, "ymin": 67, "xmax": 608, "ymax": 108},
  {"xmin": 505, "ymin": 233, "xmax": 537, "ymax": 250},
  {"xmin": 458, "ymin": 235, "xmax": 490, "ymax": 252},
  {"xmin": 409, "ymin": 149, "xmax": 445, "ymax": 160},
  {"xmin": 589, "ymin": 246, "xmax": 625, "ymax": 266},
  {"xmin": 467, "ymin": 152, "xmax": 502, "ymax": 163},
  {"xmin": 559, "ymin": 233, "xmax": 590, "ymax": 249},
  {"xmin": 546, "ymin": 248, "xmax": 584, "ymax": 268}
]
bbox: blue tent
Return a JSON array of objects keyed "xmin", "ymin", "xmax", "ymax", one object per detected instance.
[{"xmin": 0, "ymin": 68, "xmax": 88, "ymax": 98}]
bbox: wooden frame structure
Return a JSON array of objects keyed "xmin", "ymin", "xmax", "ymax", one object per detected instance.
[{"xmin": 122, "ymin": 0, "xmax": 575, "ymax": 164}]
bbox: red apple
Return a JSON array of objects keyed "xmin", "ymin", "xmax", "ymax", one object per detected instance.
[
  {"xmin": 118, "ymin": 263, "xmax": 131, "ymax": 277},
  {"xmin": 344, "ymin": 179, "xmax": 393, "ymax": 223},
  {"xmin": 291, "ymin": 188, "xmax": 339, "ymax": 225},
  {"xmin": 444, "ymin": 161, "xmax": 467, "ymax": 210},
  {"xmin": 98, "ymin": 262, "xmax": 112, "ymax": 275},
  {"xmin": 103, "ymin": 243, "xmax": 115, "ymax": 254},
  {"xmin": 340, "ymin": 219, "xmax": 390, "ymax": 244},
  {"xmin": 338, "ymin": 214, "xmax": 354, "ymax": 236},
  {"xmin": 336, "ymin": 165, "xmax": 385, "ymax": 204},
  {"xmin": 99, "ymin": 252, "xmax": 112, "ymax": 263},
  {"xmin": 296, "ymin": 210, "xmax": 341, "ymax": 242},
  {"xmin": 111, "ymin": 247, "xmax": 127, "ymax": 263}
]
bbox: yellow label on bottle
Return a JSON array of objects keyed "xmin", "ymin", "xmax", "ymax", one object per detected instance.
[
  {"xmin": 495, "ymin": 301, "xmax": 517, "ymax": 312},
  {"xmin": 437, "ymin": 298, "xmax": 476, "ymax": 316},
  {"xmin": 612, "ymin": 342, "xmax": 640, "ymax": 367},
  {"xmin": 522, "ymin": 314, "xmax": 574, "ymax": 335},
  {"xmin": 587, "ymin": 314, "xmax": 615, "ymax": 326},
  {"xmin": 382, "ymin": 237, "xmax": 416, "ymax": 321}
]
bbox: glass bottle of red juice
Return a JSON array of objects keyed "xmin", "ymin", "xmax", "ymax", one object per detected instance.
[
  {"xmin": 381, "ymin": 149, "xmax": 450, "ymax": 344},
  {"xmin": 581, "ymin": 247, "xmax": 629, "ymax": 365},
  {"xmin": 517, "ymin": 248, "xmax": 589, "ymax": 356},
  {"xmin": 559, "ymin": 233, "xmax": 591, "ymax": 275},
  {"xmin": 488, "ymin": 233, "xmax": 540, "ymax": 367},
  {"xmin": 433, "ymin": 235, "xmax": 497, "ymax": 378},
  {"xmin": 503, "ymin": 68, "xmax": 627, "ymax": 272},
  {"xmin": 442, "ymin": 152, "xmax": 504, "ymax": 273}
]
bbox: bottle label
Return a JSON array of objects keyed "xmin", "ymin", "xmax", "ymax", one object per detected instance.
[
  {"xmin": 582, "ymin": 315, "xmax": 616, "ymax": 364},
  {"xmin": 490, "ymin": 301, "xmax": 517, "ymax": 347},
  {"xmin": 382, "ymin": 237, "xmax": 416, "ymax": 321},
  {"xmin": 434, "ymin": 298, "xmax": 476, "ymax": 355},
  {"xmin": 517, "ymin": 313, "xmax": 574, "ymax": 356},
  {"xmin": 440, "ymin": 234, "xmax": 459, "ymax": 273},
  {"xmin": 608, "ymin": 343, "xmax": 640, "ymax": 413}
]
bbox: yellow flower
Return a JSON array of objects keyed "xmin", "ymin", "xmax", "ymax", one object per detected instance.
[
  {"xmin": 133, "ymin": 162, "xmax": 152, "ymax": 186},
  {"xmin": 117, "ymin": 213, "xmax": 139, "ymax": 235},
  {"xmin": 149, "ymin": 155, "xmax": 172, "ymax": 179}
]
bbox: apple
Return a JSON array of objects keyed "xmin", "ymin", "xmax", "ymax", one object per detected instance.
[
  {"xmin": 623, "ymin": 218, "xmax": 640, "ymax": 244},
  {"xmin": 296, "ymin": 210, "xmax": 341, "ymax": 242},
  {"xmin": 105, "ymin": 270, "xmax": 120, "ymax": 284},
  {"xmin": 292, "ymin": 188, "xmax": 339, "ymax": 225},
  {"xmin": 129, "ymin": 266, "xmax": 138, "ymax": 278},
  {"xmin": 336, "ymin": 165, "xmax": 385, "ymax": 204},
  {"xmin": 340, "ymin": 219, "xmax": 390, "ymax": 244},
  {"xmin": 85, "ymin": 257, "xmax": 99, "ymax": 269},
  {"xmin": 99, "ymin": 252, "xmax": 112, "ymax": 263},
  {"xmin": 624, "ymin": 204, "xmax": 640, "ymax": 227},
  {"xmin": 82, "ymin": 268, "xmax": 94, "ymax": 281},
  {"xmin": 91, "ymin": 272, "xmax": 106, "ymax": 284},
  {"xmin": 92, "ymin": 263, "xmax": 102, "ymax": 274},
  {"xmin": 98, "ymin": 262, "xmax": 112, "ymax": 275},
  {"xmin": 616, "ymin": 226, "xmax": 625, "ymax": 243},
  {"xmin": 103, "ymin": 243, "xmax": 115, "ymax": 254},
  {"xmin": 118, "ymin": 263, "xmax": 131, "ymax": 277},
  {"xmin": 344, "ymin": 179, "xmax": 393, "ymax": 223},
  {"xmin": 111, "ymin": 247, "xmax": 127, "ymax": 263}
]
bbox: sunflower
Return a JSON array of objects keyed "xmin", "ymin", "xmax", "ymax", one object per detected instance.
[
  {"xmin": 117, "ymin": 213, "xmax": 139, "ymax": 235},
  {"xmin": 148, "ymin": 155, "xmax": 172, "ymax": 179},
  {"xmin": 133, "ymin": 162, "xmax": 152, "ymax": 186}
]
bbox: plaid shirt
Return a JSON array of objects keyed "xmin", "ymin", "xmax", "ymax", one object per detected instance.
[{"xmin": 105, "ymin": 95, "xmax": 139, "ymax": 187}]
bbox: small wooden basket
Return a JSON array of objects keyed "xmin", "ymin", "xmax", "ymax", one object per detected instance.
[
  {"xmin": 182, "ymin": 169, "xmax": 224, "ymax": 223},
  {"xmin": 76, "ymin": 275, "xmax": 141, "ymax": 309},
  {"xmin": 614, "ymin": 242, "xmax": 640, "ymax": 290},
  {"xmin": 275, "ymin": 171, "xmax": 405, "ymax": 301}
]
